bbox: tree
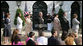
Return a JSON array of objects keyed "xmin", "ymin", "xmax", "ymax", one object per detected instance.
[
  {"xmin": 58, "ymin": 8, "xmax": 64, "ymax": 18},
  {"xmin": 58, "ymin": 8, "xmax": 64, "ymax": 25}
]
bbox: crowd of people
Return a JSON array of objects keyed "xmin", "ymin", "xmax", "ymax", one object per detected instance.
[{"xmin": 2, "ymin": 11, "xmax": 82, "ymax": 45}]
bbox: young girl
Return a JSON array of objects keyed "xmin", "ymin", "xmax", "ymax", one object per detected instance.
[
  {"xmin": 12, "ymin": 35, "xmax": 24, "ymax": 45},
  {"xmin": 3, "ymin": 13, "xmax": 11, "ymax": 44},
  {"xmin": 11, "ymin": 29, "xmax": 19, "ymax": 45},
  {"xmin": 11, "ymin": 29, "xmax": 24, "ymax": 45},
  {"xmin": 16, "ymin": 12, "xmax": 23, "ymax": 34}
]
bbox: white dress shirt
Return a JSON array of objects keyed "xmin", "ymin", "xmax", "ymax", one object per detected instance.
[
  {"xmin": 72, "ymin": 18, "xmax": 80, "ymax": 29},
  {"xmin": 16, "ymin": 16, "xmax": 23, "ymax": 29},
  {"xmin": 37, "ymin": 36, "xmax": 48, "ymax": 45}
]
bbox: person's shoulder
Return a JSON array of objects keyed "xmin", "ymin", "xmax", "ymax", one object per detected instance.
[
  {"xmin": 48, "ymin": 37, "xmax": 51, "ymax": 39},
  {"xmin": 41, "ymin": 36, "xmax": 48, "ymax": 40},
  {"xmin": 73, "ymin": 18, "xmax": 77, "ymax": 20},
  {"xmin": 44, "ymin": 37, "xmax": 48, "ymax": 39},
  {"xmin": 17, "ymin": 17, "xmax": 20, "ymax": 19},
  {"xmin": 17, "ymin": 16, "xmax": 19, "ymax": 18},
  {"xmin": 57, "ymin": 38, "xmax": 66, "ymax": 45},
  {"xmin": 37, "ymin": 36, "xmax": 47, "ymax": 40},
  {"xmin": 26, "ymin": 18, "xmax": 29, "ymax": 20},
  {"xmin": 29, "ymin": 39, "xmax": 34, "ymax": 42},
  {"xmin": 5, "ymin": 18, "xmax": 8, "ymax": 20},
  {"xmin": 62, "ymin": 17, "xmax": 65, "ymax": 19},
  {"xmin": 61, "ymin": 16, "xmax": 64, "ymax": 18},
  {"xmin": 48, "ymin": 36, "xmax": 55, "ymax": 40},
  {"xmin": 37, "ymin": 37, "xmax": 40, "ymax": 40},
  {"xmin": 73, "ymin": 18, "xmax": 75, "ymax": 19},
  {"xmin": 28, "ymin": 39, "xmax": 32, "ymax": 41},
  {"xmin": 27, "ymin": 39, "xmax": 32, "ymax": 43},
  {"xmin": 54, "ymin": 17, "xmax": 56, "ymax": 19}
]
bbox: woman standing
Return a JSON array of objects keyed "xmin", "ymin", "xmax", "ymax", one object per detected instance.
[
  {"xmin": 38, "ymin": 12, "xmax": 44, "ymax": 36},
  {"xmin": 3, "ymin": 13, "xmax": 11, "ymax": 44},
  {"xmin": 16, "ymin": 12, "xmax": 23, "ymax": 34},
  {"xmin": 72, "ymin": 13, "xmax": 80, "ymax": 38},
  {"xmin": 53, "ymin": 14, "xmax": 61, "ymax": 38},
  {"xmin": 24, "ymin": 14, "xmax": 32, "ymax": 36}
]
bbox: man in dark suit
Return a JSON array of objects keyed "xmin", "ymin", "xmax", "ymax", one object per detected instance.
[
  {"xmin": 48, "ymin": 30, "xmax": 61, "ymax": 45},
  {"xmin": 37, "ymin": 12, "xmax": 44, "ymax": 36},
  {"xmin": 60, "ymin": 12, "xmax": 69, "ymax": 41}
]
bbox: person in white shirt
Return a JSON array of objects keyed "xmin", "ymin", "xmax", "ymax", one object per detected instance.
[
  {"xmin": 16, "ymin": 12, "xmax": 23, "ymax": 34},
  {"xmin": 37, "ymin": 31, "xmax": 48, "ymax": 45},
  {"xmin": 72, "ymin": 13, "xmax": 80, "ymax": 38}
]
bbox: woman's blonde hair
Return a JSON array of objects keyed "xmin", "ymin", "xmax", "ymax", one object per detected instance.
[
  {"xmin": 65, "ymin": 37, "xmax": 74, "ymax": 45},
  {"xmin": 73, "ymin": 13, "xmax": 78, "ymax": 18},
  {"xmin": 64, "ymin": 33, "xmax": 76, "ymax": 45}
]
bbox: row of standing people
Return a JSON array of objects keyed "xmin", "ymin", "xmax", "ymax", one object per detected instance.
[
  {"xmin": 47, "ymin": 12, "xmax": 80, "ymax": 40},
  {"xmin": 2, "ymin": 11, "xmax": 80, "ymax": 45},
  {"xmin": 15, "ymin": 12, "xmax": 32, "ymax": 35},
  {"xmin": 2, "ymin": 12, "xmax": 32, "ymax": 44}
]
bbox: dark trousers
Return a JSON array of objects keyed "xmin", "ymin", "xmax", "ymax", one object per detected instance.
[{"xmin": 61, "ymin": 30, "xmax": 68, "ymax": 41}]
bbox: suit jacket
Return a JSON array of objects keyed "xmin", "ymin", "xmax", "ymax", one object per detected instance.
[
  {"xmin": 37, "ymin": 16, "xmax": 44, "ymax": 28},
  {"xmin": 37, "ymin": 16, "xmax": 44, "ymax": 24},
  {"xmin": 48, "ymin": 36, "xmax": 61, "ymax": 45},
  {"xmin": 26, "ymin": 39, "xmax": 36, "ymax": 45},
  {"xmin": 72, "ymin": 18, "xmax": 80, "ymax": 29},
  {"xmin": 60, "ymin": 16, "xmax": 69, "ymax": 31}
]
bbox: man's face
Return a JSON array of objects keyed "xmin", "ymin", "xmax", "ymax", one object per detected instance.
[
  {"xmin": 39, "ymin": 12, "xmax": 43, "ymax": 17},
  {"xmin": 54, "ymin": 31, "xmax": 57, "ymax": 37}
]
